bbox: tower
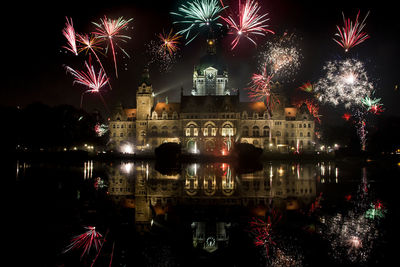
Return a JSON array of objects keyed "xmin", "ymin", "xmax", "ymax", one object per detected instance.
[{"xmin": 136, "ymin": 68, "xmax": 154, "ymax": 148}]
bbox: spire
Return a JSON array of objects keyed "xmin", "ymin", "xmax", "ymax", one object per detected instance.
[{"xmin": 139, "ymin": 67, "xmax": 151, "ymax": 86}]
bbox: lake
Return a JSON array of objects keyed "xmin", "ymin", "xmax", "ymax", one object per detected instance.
[{"xmin": 12, "ymin": 157, "xmax": 398, "ymax": 266}]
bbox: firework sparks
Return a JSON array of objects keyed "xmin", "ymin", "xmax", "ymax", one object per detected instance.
[
  {"xmin": 64, "ymin": 226, "xmax": 104, "ymax": 259},
  {"xmin": 92, "ymin": 16, "xmax": 133, "ymax": 78},
  {"xmin": 333, "ymin": 10, "xmax": 370, "ymax": 52},
  {"xmin": 62, "ymin": 17, "xmax": 78, "ymax": 56},
  {"xmin": 361, "ymin": 96, "xmax": 384, "ymax": 114},
  {"xmin": 159, "ymin": 29, "xmax": 182, "ymax": 56},
  {"xmin": 171, "ymin": 0, "xmax": 226, "ymax": 44},
  {"xmin": 258, "ymin": 32, "xmax": 301, "ymax": 82},
  {"xmin": 221, "ymin": 0, "xmax": 274, "ymax": 50},
  {"xmin": 315, "ymin": 58, "xmax": 373, "ymax": 109},
  {"xmin": 94, "ymin": 123, "xmax": 108, "ymax": 136},
  {"xmin": 342, "ymin": 113, "xmax": 352, "ymax": 121}
]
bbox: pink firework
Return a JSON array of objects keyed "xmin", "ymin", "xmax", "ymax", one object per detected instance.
[
  {"xmin": 249, "ymin": 211, "xmax": 281, "ymax": 256},
  {"xmin": 221, "ymin": 0, "xmax": 274, "ymax": 50},
  {"xmin": 62, "ymin": 17, "xmax": 78, "ymax": 55},
  {"xmin": 65, "ymin": 60, "xmax": 109, "ymax": 108},
  {"xmin": 333, "ymin": 10, "xmax": 370, "ymax": 52},
  {"xmin": 92, "ymin": 16, "xmax": 133, "ymax": 78},
  {"xmin": 63, "ymin": 226, "xmax": 104, "ymax": 259}
]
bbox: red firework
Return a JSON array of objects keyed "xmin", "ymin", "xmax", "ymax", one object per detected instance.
[
  {"xmin": 63, "ymin": 226, "xmax": 104, "ymax": 259},
  {"xmin": 342, "ymin": 113, "xmax": 352, "ymax": 121},
  {"xmin": 92, "ymin": 16, "xmax": 133, "ymax": 78},
  {"xmin": 221, "ymin": 0, "xmax": 274, "ymax": 50},
  {"xmin": 249, "ymin": 210, "xmax": 281, "ymax": 256},
  {"xmin": 369, "ymin": 104, "xmax": 384, "ymax": 115},
  {"xmin": 333, "ymin": 10, "xmax": 370, "ymax": 52}
]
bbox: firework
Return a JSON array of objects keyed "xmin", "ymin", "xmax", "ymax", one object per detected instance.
[
  {"xmin": 64, "ymin": 226, "xmax": 104, "ymax": 259},
  {"xmin": 333, "ymin": 10, "xmax": 370, "ymax": 52},
  {"xmin": 245, "ymin": 63, "xmax": 279, "ymax": 113},
  {"xmin": 365, "ymin": 200, "xmax": 386, "ymax": 220},
  {"xmin": 62, "ymin": 17, "xmax": 78, "ymax": 55},
  {"xmin": 315, "ymin": 58, "xmax": 373, "ymax": 109},
  {"xmin": 94, "ymin": 123, "xmax": 108, "ymax": 136},
  {"xmin": 298, "ymin": 81, "xmax": 313, "ymax": 93},
  {"xmin": 258, "ymin": 32, "xmax": 301, "ymax": 82},
  {"xmin": 65, "ymin": 60, "xmax": 109, "ymax": 108},
  {"xmin": 361, "ymin": 96, "xmax": 384, "ymax": 114},
  {"xmin": 342, "ymin": 113, "xmax": 352, "ymax": 121},
  {"xmin": 249, "ymin": 211, "xmax": 281, "ymax": 256},
  {"xmin": 92, "ymin": 16, "xmax": 133, "ymax": 78},
  {"xmin": 171, "ymin": 0, "xmax": 226, "ymax": 44},
  {"xmin": 146, "ymin": 39, "xmax": 179, "ymax": 73},
  {"xmin": 221, "ymin": 0, "xmax": 274, "ymax": 50},
  {"xmin": 159, "ymin": 29, "xmax": 182, "ymax": 56}
]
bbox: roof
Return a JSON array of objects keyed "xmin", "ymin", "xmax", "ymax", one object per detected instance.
[
  {"xmin": 124, "ymin": 108, "xmax": 136, "ymax": 119},
  {"xmin": 153, "ymin": 102, "xmax": 180, "ymax": 115},
  {"xmin": 240, "ymin": 102, "xmax": 267, "ymax": 114},
  {"xmin": 180, "ymin": 95, "xmax": 240, "ymax": 113},
  {"xmin": 194, "ymin": 53, "xmax": 227, "ymax": 76}
]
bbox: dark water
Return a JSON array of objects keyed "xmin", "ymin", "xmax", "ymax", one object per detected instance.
[{"xmin": 12, "ymin": 158, "xmax": 399, "ymax": 267}]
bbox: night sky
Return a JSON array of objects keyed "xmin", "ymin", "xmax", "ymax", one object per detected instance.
[{"xmin": 3, "ymin": 1, "xmax": 400, "ymax": 122}]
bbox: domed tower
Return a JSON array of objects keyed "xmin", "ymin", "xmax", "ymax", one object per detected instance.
[{"xmin": 192, "ymin": 39, "xmax": 229, "ymax": 96}]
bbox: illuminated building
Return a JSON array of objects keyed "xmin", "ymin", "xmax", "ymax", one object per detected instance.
[{"xmin": 108, "ymin": 40, "xmax": 315, "ymax": 153}]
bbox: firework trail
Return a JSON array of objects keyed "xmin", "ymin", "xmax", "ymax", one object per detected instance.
[
  {"xmin": 64, "ymin": 226, "xmax": 104, "ymax": 259},
  {"xmin": 221, "ymin": 0, "xmax": 274, "ymax": 50},
  {"xmin": 333, "ymin": 10, "xmax": 370, "ymax": 52},
  {"xmin": 159, "ymin": 29, "xmax": 182, "ymax": 56},
  {"xmin": 65, "ymin": 60, "xmax": 109, "ymax": 109},
  {"xmin": 62, "ymin": 17, "xmax": 78, "ymax": 56},
  {"xmin": 171, "ymin": 0, "xmax": 226, "ymax": 44},
  {"xmin": 92, "ymin": 16, "xmax": 133, "ymax": 78},
  {"xmin": 245, "ymin": 63, "xmax": 279, "ymax": 115}
]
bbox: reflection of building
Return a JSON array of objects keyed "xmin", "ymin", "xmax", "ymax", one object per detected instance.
[
  {"xmin": 192, "ymin": 222, "xmax": 230, "ymax": 253},
  {"xmin": 108, "ymin": 40, "xmax": 315, "ymax": 153},
  {"xmin": 106, "ymin": 162, "xmax": 318, "ymax": 232}
]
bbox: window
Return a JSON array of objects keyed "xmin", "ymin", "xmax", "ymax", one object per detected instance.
[
  {"xmin": 263, "ymin": 126, "xmax": 270, "ymax": 137},
  {"xmin": 252, "ymin": 126, "xmax": 259, "ymax": 137},
  {"xmin": 300, "ymin": 132, "xmax": 303, "ymax": 137},
  {"xmin": 151, "ymin": 126, "xmax": 157, "ymax": 135},
  {"xmin": 307, "ymin": 132, "xmax": 311, "ymax": 137},
  {"xmin": 308, "ymin": 123, "xmax": 311, "ymax": 128},
  {"xmin": 276, "ymin": 131, "xmax": 281, "ymax": 137},
  {"xmin": 172, "ymin": 126, "xmax": 179, "ymax": 136},
  {"xmin": 242, "ymin": 126, "xmax": 249, "ymax": 136},
  {"xmin": 303, "ymin": 124, "xmax": 307, "ymax": 128},
  {"xmin": 222, "ymin": 124, "xmax": 233, "ymax": 136},
  {"xmin": 120, "ymin": 133, "xmax": 123, "ymax": 137},
  {"xmin": 299, "ymin": 124, "xmax": 302, "ymax": 128},
  {"xmin": 161, "ymin": 126, "xmax": 168, "ymax": 135}
]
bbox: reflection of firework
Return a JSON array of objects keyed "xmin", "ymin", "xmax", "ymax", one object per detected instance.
[
  {"xmin": 333, "ymin": 10, "xmax": 370, "ymax": 52},
  {"xmin": 315, "ymin": 58, "xmax": 373, "ymax": 108},
  {"xmin": 258, "ymin": 33, "xmax": 301, "ymax": 82},
  {"xmin": 249, "ymin": 211, "xmax": 281, "ymax": 256},
  {"xmin": 221, "ymin": 0, "xmax": 274, "ymax": 50},
  {"xmin": 171, "ymin": 0, "xmax": 226, "ymax": 44},
  {"xmin": 63, "ymin": 226, "xmax": 104, "ymax": 259}
]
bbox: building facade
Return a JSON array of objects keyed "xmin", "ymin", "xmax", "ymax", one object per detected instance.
[{"xmin": 108, "ymin": 40, "xmax": 316, "ymax": 154}]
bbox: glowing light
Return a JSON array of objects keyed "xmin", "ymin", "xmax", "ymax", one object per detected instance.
[
  {"xmin": 62, "ymin": 17, "xmax": 78, "ymax": 56},
  {"xmin": 121, "ymin": 143, "xmax": 134, "ymax": 154}
]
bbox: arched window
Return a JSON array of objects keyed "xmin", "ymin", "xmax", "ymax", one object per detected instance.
[
  {"xmin": 263, "ymin": 126, "xmax": 270, "ymax": 137},
  {"xmin": 172, "ymin": 126, "xmax": 179, "ymax": 136},
  {"xmin": 151, "ymin": 126, "xmax": 157, "ymax": 135},
  {"xmin": 300, "ymin": 132, "xmax": 303, "ymax": 137},
  {"xmin": 161, "ymin": 126, "xmax": 168, "ymax": 135},
  {"xmin": 222, "ymin": 124, "xmax": 233, "ymax": 136},
  {"xmin": 252, "ymin": 126, "xmax": 260, "ymax": 137},
  {"xmin": 307, "ymin": 132, "xmax": 311, "ymax": 137},
  {"xmin": 242, "ymin": 126, "xmax": 249, "ymax": 136},
  {"xmin": 276, "ymin": 131, "xmax": 281, "ymax": 137}
]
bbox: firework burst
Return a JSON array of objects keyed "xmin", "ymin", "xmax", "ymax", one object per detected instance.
[
  {"xmin": 315, "ymin": 58, "xmax": 373, "ymax": 109},
  {"xmin": 158, "ymin": 29, "xmax": 182, "ymax": 56},
  {"xmin": 92, "ymin": 16, "xmax": 133, "ymax": 78},
  {"xmin": 171, "ymin": 0, "xmax": 226, "ymax": 44},
  {"xmin": 258, "ymin": 32, "xmax": 301, "ymax": 82},
  {"xmin": 333, "ymin": 10, "xmax": 370, "ymax": 52},
  {"xmin": 221, "ymin": 0, "xmax": 274, "ymax": 50},
  {"xmin": 62, "ymin": 17, "xmax": 78, "ymax": 56},
  {"xmin": 65, "ymin": 60, "xmax": 109, "ymax": 108}
]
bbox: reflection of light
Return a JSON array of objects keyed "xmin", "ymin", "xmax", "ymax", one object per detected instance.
[
  {"xmin": 121, "ymin": 162, "xmax": 134, "ymax": 174},
  {"xmin": 84, "ymin": 160, "xmax": 93, "ymax": 179},
  {"xmin": 278, "ymin": 167, "xmax": 284, "ymax": 176}
]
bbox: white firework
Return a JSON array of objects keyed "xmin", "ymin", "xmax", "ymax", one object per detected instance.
[{"xmin": 315, "ymin": 58, "xmax": 373, "ymax": 108}]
